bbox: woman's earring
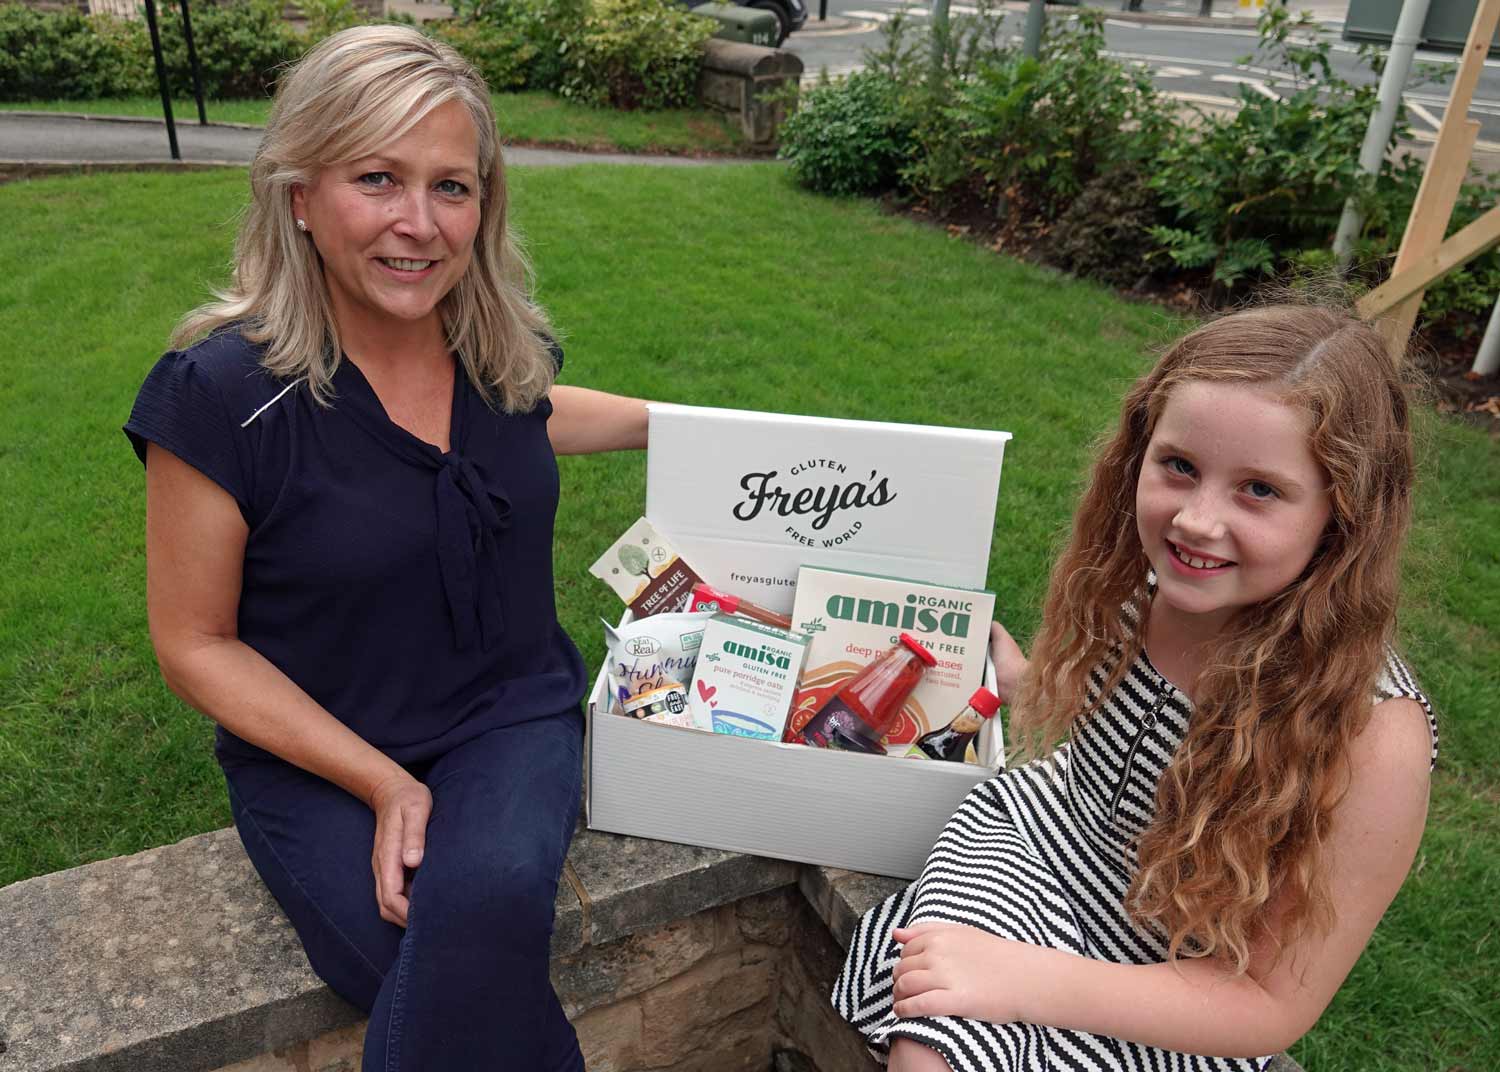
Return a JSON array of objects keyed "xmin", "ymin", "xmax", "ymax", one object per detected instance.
[{"xmin": 296, "ymin": 218, "xmax": 309, "ymax": 233}]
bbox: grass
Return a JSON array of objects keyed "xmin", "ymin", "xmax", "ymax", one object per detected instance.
[
  {"xmin": 0, "ymin": 164, "xmax": 1496, "ymax": 1070},
  {"xmin": 0, "ymin": 90, "xmax": 751, "ymax": 154}
]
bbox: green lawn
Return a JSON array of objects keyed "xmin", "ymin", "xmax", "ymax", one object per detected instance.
[
  {"xmin": 0, "ymin": 91, "xmax": 751, "ymax": 154},
  {"xmin": 0, "ymin": 164, "xmax": 1496, "ymax": 1070}
]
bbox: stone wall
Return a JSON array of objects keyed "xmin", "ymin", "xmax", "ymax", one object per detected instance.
[{"xmin": 206, "ymin": 889, "xmax": 875, "ymax": 1072}]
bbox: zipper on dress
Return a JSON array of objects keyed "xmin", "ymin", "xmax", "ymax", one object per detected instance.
[{"xmin": 1108, "ymin": 677, "xmax": 1169, "ymax": 823}]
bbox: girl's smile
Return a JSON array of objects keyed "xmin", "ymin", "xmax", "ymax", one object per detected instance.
[{"xmin": 1136, "ymin": 380, "xmax": 1332, "ymax": 636}]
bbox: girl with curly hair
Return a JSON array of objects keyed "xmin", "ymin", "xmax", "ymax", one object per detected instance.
[{"xmin": 833, "ymin": 304, "xmax": 1437, "ymax": 1072}]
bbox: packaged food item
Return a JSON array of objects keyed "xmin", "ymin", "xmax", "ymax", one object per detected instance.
[
  {"xmin": 687, "ymin": 615, "xmax": 810, "ymax": 740},
  {"xmin": 798, "ymin": 633, "xmax": 935, "ymax": 754},
  {"xmin": 786, "ymin": 567, "xmax": 995, "ymax": 748},
  {"xmin": 590, "ymin": 518, "xmax": 705, "ymax": 617},
  {"xmin": 905, "ymin": 687, "xmax": 1001, "ymax": 762},
  {"xmin": 602, "ymin": 611, "xmax": 714, "ymax": 729},
  {"xmin": 688, "ymin": 582, "xmax": 793, "ymax": 631}
]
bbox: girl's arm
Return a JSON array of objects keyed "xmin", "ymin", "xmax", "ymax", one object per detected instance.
[
  {"xmin": 145, "ymin": 444, "xmax": 431, "ymax": 926},
  {"xmin": 547, "ymin": 385, "xmax": 649, "ymax": 456},
  {"xmin": 892, "ymin": 694, "xmax": 1432, "ymax": 1057},
  {"xmin": 989, "ymin": 621, "xmax": 1028, "ymax": 702}
]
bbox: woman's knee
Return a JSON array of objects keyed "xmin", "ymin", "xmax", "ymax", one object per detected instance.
[{"xmin": 413, "ymin": 852, "xmax": 561, "ymax": 947}]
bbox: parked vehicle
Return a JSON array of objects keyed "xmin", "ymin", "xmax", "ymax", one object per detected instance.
[{"xmin": 683, "ymin": 0, "xmax": 807, "ymax": 46}]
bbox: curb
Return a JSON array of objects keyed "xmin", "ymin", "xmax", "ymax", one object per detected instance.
[
  {"xmin": 0, "ymin": 159, "xmax": 246, "ymax": 185},
  {"xmin": 0, "ymin": 109, "xmax": 266, "ymax": 130}
]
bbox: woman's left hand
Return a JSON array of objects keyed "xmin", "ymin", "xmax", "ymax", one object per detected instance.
[{"xmin": 891, "ymin": 922, "xmax": 1038, "ymax": 1023}]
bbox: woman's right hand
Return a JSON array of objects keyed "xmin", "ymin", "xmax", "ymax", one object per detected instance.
[
  {"xmin": 989, "ymin": 621, "xmax": 1028, "ymax": 704},
  {"xmin": 369, "ymin": 771, "xmax": 433, "ymax": 927}
]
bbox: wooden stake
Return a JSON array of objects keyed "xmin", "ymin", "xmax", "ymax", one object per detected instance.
[
  {"xmin": 1375, "ymin": 0, "xmax": 1500, "ymax": 361},
  {"xmin": 1359, "ymin": 202, "xmax": 1500, "ymax": 316}
]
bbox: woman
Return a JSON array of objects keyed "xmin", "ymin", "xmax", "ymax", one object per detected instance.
[{"xmin": 125, "ymin": 26, "xmax": 643, "ymax": 1070}]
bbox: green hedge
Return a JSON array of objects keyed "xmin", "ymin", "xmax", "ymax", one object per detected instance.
[
  {"xmin": 1, "ymin": 0, "xmax": 717, "ymax": 112},
  {"xmin": 778, "ymin": 6, "xmax": 1499, "ymax": 339},
  {"xmin": 0, "ymin": 0, "xmax": 303, "ymax": 101}
]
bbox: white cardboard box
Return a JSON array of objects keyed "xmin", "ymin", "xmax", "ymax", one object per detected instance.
[{"xmin": 586, "ymin": 405, "xmax": 1012, "ymax": 880}]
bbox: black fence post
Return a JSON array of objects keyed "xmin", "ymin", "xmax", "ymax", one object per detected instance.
[
  {"xmin": 179, "ymin": 0, "xmax": 208, "ymax": 125},
  {"xmin": 142, "ymin": 0, "xmax": 180, "ymax": 160}
]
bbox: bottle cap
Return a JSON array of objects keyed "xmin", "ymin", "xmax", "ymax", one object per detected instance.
[
  {"xmin": 691, "ymin": 582, "xmax": 739, "ymax": 614},
  {"xmin": 968, "ymin": 686, "xmax": 1001, "ymax": 717},
  {"xmin": 898, "ymin": 633, "xmax": 937, "ymax": 666}
]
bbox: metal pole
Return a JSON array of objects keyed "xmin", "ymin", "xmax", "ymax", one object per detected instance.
[
  {"xmin": 142, "ymin": 0, "xmax": 180, "ymax": 161},
  {"xmin": 1199, "ymin": 0, "xmax": 1213, "ymax": 16},
  {"xmin": 931, "ymin": 0, "xmax": 951, "ymax": 74},
  {"xmin": 819, "ymin": 0, "xmax": 827, "ymax": 20},
  {"xmin": 1332, "ymin": 0, "xmax": 1433, "ymax": 265},
  {"xmin": 1475, "ymin": 292, "xmax": 1500, "ymax": 376},
  {"xmin": 179, "ymin": 0, "xmax": 208, "ymax": 126},
  {"xmin": 1023, "ymin": 0, "xmax": 1045, "ymax": 57}
]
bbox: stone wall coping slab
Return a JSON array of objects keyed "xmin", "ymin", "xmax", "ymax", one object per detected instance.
[{"xmin": 4, "ymin": 832, "xmax": 1305, "ymax": 1072}]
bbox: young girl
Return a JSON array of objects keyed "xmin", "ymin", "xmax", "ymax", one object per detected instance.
[{"xmin": 833, "ymin": 305, "xmax": 1437, "ymax": 1071}]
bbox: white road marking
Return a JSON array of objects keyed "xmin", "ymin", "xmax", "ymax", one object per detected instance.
[
  {"xmin": 841, "ymin": 8, "xmax": 893, "ymax": 22},
  {"xmin": 1408, "ymin": 125, "xmax": 1500, "ymax": 151},
  {"xmin": 1330, "ymin": 40, "xmax": 1500, "ymax": 70},
  {"xmin": 1211, "ymin": 73, "xmax": 1281, "ymax": 99},
  {"xmin": 1154, "ymin": 64, "xmax": 1204, "ymax": 77},
  {"xmin": 1165, "ymin": 90, "xmax": 1244, "ymax": 107}
]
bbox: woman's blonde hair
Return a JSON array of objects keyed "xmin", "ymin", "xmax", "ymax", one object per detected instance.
[
  {"xmin": 1012, "ymin": 304, "xmax": 1415, "ymax": 973},
  {"xmin": 172, "ymin": 24, "xmax": 556, "ymax": 411}
]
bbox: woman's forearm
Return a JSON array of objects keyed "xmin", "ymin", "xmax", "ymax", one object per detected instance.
[
  {"xmin": 547, "ymin": 386, "xmax": 649, "ymax": 455},
  {"xmin": 1017, "ymin": 946, "xmax": 1303, "ymax": 1058},
  {"xmin": 157, "ymin": 633, "xmax": 409, "ymax": 805}
]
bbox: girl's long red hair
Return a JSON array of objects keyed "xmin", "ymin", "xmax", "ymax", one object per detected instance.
[{"xmin": 1011, "ymin": 305, "xmax": 1415, "ymax": 972}]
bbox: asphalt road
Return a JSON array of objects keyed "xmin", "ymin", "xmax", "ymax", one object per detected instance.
[{"xmin": 783, "ymin": 0, "xmax": 1500, "ymax": 153}]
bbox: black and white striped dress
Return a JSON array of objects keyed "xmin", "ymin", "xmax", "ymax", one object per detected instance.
[{"xmin": 833, "ymin": 644, "xmax": 1437, "ymax": 1072}]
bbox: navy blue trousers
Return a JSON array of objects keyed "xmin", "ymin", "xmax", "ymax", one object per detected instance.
[{"xmin": 222, "ymin": 712, "xmax": 585, "ymax": 1072}]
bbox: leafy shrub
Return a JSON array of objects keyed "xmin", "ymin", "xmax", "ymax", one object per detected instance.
[
  {"xmin": 560, "ymin": 0, "xmax": 715, "ymax": 110},
  {"xmin": 1046, "ymin": 163, "xmax": 1164, "ymax": 288},
  {"xmin": 777, "ymin": 70, "xmax": 911, "ymax": 196},
  {"xmin": 0, "ymin": 0, "xmax": 305, "ymax": 101},
  {"xmin": 1147, "ymin": 8, "xmax": 1398, "ymax": 289},
  {"xmin": 445, "ymin": 0, "xmax": 585, "ymax": 92},
  {"xmin": 300, "ymin": 0, "xmax": 364, "ymax": 44},
  {"xmin": 0, "ymin": 4, "xmax": 152, "ymax": 98},
  {"xmin": 955, "ymin": 11, "xmax": 1169, "ymax": 220},
  {"xmin": 427, "ymin": 17, "xmax": 537, "ymax": 91},
  {"xmin": 156, "ymin": 0, "xmax": 306, "ymax": 99}
]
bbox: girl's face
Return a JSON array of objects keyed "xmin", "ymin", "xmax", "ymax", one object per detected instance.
[
  {"xmin": 1135, "ymin": 380, "xmax": 1332, "ymax": 636},
  {"xmin": 291, "ymin": 100, "xmax": 482, "ymax": 338}
]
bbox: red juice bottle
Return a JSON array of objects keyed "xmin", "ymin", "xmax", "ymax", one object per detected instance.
[{"xmin": 799, "ymin": 633, "xmax": 937, "ymax": 755}]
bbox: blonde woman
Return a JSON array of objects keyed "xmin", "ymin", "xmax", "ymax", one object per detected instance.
[
  {"xmin": 833, "ymin": 306, "xmax": 1437, "ymax": 1071},
  {"xmin": 125, "ymin": 26, "xmax": 642, "ymax": 1069}
]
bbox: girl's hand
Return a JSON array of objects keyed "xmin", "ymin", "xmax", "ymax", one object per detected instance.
[
  {"xmin": 988, "ymin": 622, "xmax": 1028, "ymax": 703},
  {"xmin": 891, "ymin": 922, "xmax": 1038, "ymax": 1023},
  {"xmin": 369, "ymin": 772, "xmax": 433, "ymax": 927}
]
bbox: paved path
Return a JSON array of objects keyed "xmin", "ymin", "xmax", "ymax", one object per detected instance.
[{"xmin": 0, "ymin": 111, "xmax": 746, "ymax": 168}]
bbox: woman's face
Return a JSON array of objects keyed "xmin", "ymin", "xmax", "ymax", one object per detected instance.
[{"xmin": 292, "ymin": 99, "xmax": 481, "ymax": 338}]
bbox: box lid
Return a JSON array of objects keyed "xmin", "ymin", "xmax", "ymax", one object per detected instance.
[{"xmin": 645, "ymin": 404, "xmax": 1011, "ymax": 614}]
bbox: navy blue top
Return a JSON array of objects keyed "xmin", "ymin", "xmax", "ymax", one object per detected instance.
[{"xmin": 124, "ymin": 328, "xmax": 587, "ymax": 766}]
